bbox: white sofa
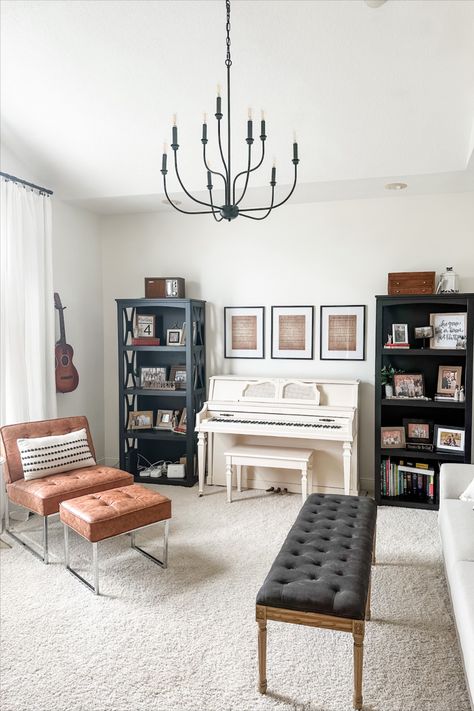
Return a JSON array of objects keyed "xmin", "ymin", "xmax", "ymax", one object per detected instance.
[{"xmin": 438, "ymin": 463, "xmax": 474, "ymax": 708}]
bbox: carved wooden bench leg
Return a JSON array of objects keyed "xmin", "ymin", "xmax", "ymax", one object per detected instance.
[
  {"xmin": 256, "ymin": 606, "xmax": 267, "ymax": 694},
  {"xmin": 352, "ymin": 620, "xmax": 365, "ymax": 710}
]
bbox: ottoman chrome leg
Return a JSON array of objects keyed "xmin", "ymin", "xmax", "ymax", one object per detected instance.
[
  {"xmin": 131, "ymin": 519, "xmax": 169, "ymax": 569},
  {"xmin": 64, "ymin": 524, "xmax": 100, "ymax": 595}
]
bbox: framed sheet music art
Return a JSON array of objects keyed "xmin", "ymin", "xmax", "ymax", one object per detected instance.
[
  {"xmin": 320, "ymin": 305, "xmax": 366, "ymax": 361},
  {"xmin": 224, "ymin": 307, "xmax": 265, "ymax": 358},
  {"xmin": 271, "ymin": 306, "xmax": 314, "ymax": 359}
]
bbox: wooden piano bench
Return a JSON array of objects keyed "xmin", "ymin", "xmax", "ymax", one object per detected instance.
[
  {"xmin": 256, "ymin": 493, "xmax": 377, "ymax": 710},
  {"xmin": 223, "ymin": 444, "xmax": 313, "ymax": 503}
]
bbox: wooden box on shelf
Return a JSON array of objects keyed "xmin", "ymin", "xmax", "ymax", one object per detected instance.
[
  {"xmin": 375, "ymin": 293, "xmax": 473, "ymax": 511},
  {"xmin": 387, "ymin": 272, "xmax": 435, "ymax": 296}
]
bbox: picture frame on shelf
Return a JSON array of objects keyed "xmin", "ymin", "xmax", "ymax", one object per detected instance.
[
  {"xmin": 156, "ymin": 410, "xmax": 176, "ymax": 430},
  {"xmin": 224, "ymin": 306, "xmax": 265, "ymax": 359},
  {"xmin": 134, "ymin": 314, "xmax": 155, "ymax": 339},
  {"xmin": 169, "ymin": 365, "xmax": 187, "ymax": 388},
  {"xmin": 166, "ymin": 328, "xmax": 183, "ymax": 346},
  {"xmin": 393, "ymin": 373, "xmax": 424, "ymax": 398},
  {"xmin": 437, "ymin": 365, "xmax": 463, "ymax": 397},
  {"xmin": 403, "ymin": 418, "xmax": 434, "ymax": 450},
  {"xmin": 128, "ymin": 410, "xmax": 154, "ymax": 430},
  {"xmin": 381, "ymin": 426, "xmax": 406, "ymax": 449},
  {"xmin": 175, "ymin": 408, "xmax": 187, "ymax": 433},
  {"xmin": 430, "ymin": 312, "xmax": 466, "ymax": 349},
  {"xmin": 271, "ymin": 305, "xmax": 313, "ymax": 360},
  {"xmin": 140, "ymin": 367, "xmax": 167, "ymax": 389},
  {"xmin": 434, "ymin": 425, "xmax": 465, "ymax": 453},
  {"xmin": 320, "ymin": 305, "xmax": 366, "ymax": 361},
  {"xmin": 392, "ymin": 323, "xmax": 409, "ymax": 344}
]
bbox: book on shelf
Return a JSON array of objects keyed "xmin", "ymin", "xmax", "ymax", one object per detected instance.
[
  {"xmin": 434, "ymin": 393, "xmax": 455, "ymax": 401},
  {"xmin": 384, "ymin": 343, "xmax": 410, "ymax": 349},
  {"xmin": 131, "ymin": 337, "xmax": 161, "ymax": 346},
  {"xmin": 380, "ymin": 457, "xmax": 435, "ymax": 500}
]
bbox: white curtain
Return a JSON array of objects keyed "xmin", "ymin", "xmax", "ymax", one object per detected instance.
[{"xmin": 0, "ymin": 177, "xmax": 57, "ymax": 425}]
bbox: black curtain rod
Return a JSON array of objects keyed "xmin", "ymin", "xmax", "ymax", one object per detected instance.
[{"xmin": 0, "ymin": 171, "xmax": 53, "ymax": 196}]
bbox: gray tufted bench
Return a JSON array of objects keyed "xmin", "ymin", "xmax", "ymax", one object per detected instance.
[{"xmin": 256, "ymin": 493, "xmax": 377, "ymax": 710}]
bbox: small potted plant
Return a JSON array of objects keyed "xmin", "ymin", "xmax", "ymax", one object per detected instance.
[{"xmin": 381, "ymin": 364, "xmax": 404, "ymax": 398}]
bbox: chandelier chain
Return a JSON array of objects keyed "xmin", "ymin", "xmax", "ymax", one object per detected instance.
[{"xmin": 225, "ymin": 0, "xmax": 232, "ymax": 67}]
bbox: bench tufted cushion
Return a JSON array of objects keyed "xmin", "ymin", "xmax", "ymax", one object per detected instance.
[
  {"xmin": 60, "ymin": 484, "xmax": 172, "ymax": 542},
  {"xmin": 256, "ymin": 494, "xmax": 376, "ymax": 620}
]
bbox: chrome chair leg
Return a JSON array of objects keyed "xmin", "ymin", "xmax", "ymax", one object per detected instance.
[{"xmin": 4, "ymin": 497, "xmax": 49, "ymax": 564}]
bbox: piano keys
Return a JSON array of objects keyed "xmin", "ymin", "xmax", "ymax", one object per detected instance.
[{"xmin": 195, "ymin": 376, "xmax": 359, "ymax": 497}]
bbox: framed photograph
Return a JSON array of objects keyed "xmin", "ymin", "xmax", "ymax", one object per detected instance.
[
  {"xmin": 403, "ymin": 418, "xmax": 433, "ymax": 444},
  {"xmin": 437, "ymin": 365, "xmax": 462, "ymax": 396},
  {"xmin": 134, "ymin": 314, "xmax": 155, "ymax": 339},
  {"xmin": 434, "ymin": 425, "xmax": 465, "ymax": 453},
  {"xmin": 156, "ymin": 409, "xmax": 175, "ymax": 430},
  {"xmin": 224, "ymin": 307, "xmax": 265, "ymax": 359},
  {"xmin": 430, "ymin": 312, "xmax": 467, "ymax": 349},
  {"xmin": 320, "ymin": 305, "xmax": 366, "ymax": 361},
  {"xmin": 381, "ymin": 427, "xmax": 406, "ymax": 449},
  {"xmin": 169, "ymin": 365, "xmax": 187, "ymax": 389},
  {"xmin": 128, "ymin": 410, "xmax": 154, "ymax": 430},
  {"xmin": 140, "ymin": 366, "xmax": 167, "ymax": 389},
  {"xmin": 175, "ymin": 408, "xmax": 187, "ymax": 433},
  {"xmin": 392, "ymin": 323, "xmax": 408, "ymax": 344},
  {"xmin": 167, "ymin": 328, "xmax": 183, "ymax": 346},
  {"xmin": 393, "ymin": 373, "xmax": 424, "ymax": 398},
  {"xmin": 414, "ymin": 326, "xmax": 433, "ymax": 339},
  {"xmin": 271, "ymin": 306, "xmax": 313, "ymax": 359}
]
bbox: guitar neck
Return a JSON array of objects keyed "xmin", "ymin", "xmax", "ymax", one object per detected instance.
[{"xmin": 57, "ymin": 308, "xmax": 66, "ymax": 344}]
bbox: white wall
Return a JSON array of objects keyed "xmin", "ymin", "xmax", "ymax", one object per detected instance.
[
  {"xmin": 100, "ymin": 192, "xmax": 474, "ymax": 492},
  {"xmin": 1, "ymin": 143, "xmax": 105, "ymax": 460}
]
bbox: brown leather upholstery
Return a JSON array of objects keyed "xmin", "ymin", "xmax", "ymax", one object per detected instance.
[
  {"xmin": 0, "ymin": 416, "xmax": 96, "ymax": 484},
  {"xmin": 0, "ymin": 417, "xmax": 133, "ymax": 516},
  {"xmin": 60, "ymin": 485, "xmax": 172, "ymax": 542},
  {"xmin": 7, "ymin": 466, "xmax": 133, "ymax": 516}
]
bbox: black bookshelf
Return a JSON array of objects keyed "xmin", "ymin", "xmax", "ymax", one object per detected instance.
[
  {"xmin": 375, "ymin": 293, "xmax": 473, "ymax": 510},
  {"xmin": 116, "ymin": 298, "xmax": 206, "ymax": 487}
]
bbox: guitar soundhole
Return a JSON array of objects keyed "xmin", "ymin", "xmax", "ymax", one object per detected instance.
[{"xmin": 61, "ymin": 355, "xmax": 70, "ymax": 366}]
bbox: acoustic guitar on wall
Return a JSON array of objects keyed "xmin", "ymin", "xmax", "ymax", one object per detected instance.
[{"xmin": 54, "ymin": 292, "xmax": 79, "ymax": 393}]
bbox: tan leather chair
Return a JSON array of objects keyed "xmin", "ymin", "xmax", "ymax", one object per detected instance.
[{"xmin": 0, "ymin": 416, "xmax": 133, "ymax": 564}]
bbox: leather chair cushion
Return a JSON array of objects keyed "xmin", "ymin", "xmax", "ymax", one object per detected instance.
[
  {"xmin": 7, "ymin": 466, "xmax": 133, "ymax": 516},
  {"xmin": 59, "ymin": 484, "xmax": 171, "ymax": 542},
  {"xmin": 256, "ymin": 494, "xmax": 377, "ymax": 620}
]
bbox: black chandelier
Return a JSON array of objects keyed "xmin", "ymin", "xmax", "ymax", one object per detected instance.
[{"xmin": 160, "ymin": 0, "xmax": 299, "ymax": 222}]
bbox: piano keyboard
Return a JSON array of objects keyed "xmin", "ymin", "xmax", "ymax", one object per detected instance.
[{"xmin": 210, "ymin": 416, "xmax": 343, "ymax": 430}]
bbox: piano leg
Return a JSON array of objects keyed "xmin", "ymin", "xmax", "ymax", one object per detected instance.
[
  {"xmin": 198, "ymin": 432, "xmax": 206, "ymax": 496},
  {"xmin": 343, "ymin": 441, "xmax": 352, "ymax": 495},
  {"xmin": 301, "ymin": 465, "xmax": 308, "ymax": 502}
]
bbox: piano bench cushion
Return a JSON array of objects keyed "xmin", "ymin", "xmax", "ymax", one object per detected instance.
[{"xmin": 256, "ymin": 493, "xmax": 376, "ymax": 620}]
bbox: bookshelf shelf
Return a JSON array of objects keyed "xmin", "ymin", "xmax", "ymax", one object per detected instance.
[{"xmin": 375, "ymin": 293, "xmax": 473, "ymax": 511}]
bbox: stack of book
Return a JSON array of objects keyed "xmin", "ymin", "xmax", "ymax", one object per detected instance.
[
  {"xmin": 384, "ymin": 342, "xmax": 410, "ymax": 349},
  {"xmin": 131, "ymin": 337, "xmax": 161, "ymax": 346},
  {"xmin": 380, "ymin": 457, "xmax": 434, "ymax": 501}
]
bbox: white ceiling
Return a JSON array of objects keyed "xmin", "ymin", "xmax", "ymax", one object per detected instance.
[{"xmin": 1, "ymin": 0, "xmax": 474, "ymax": 214}]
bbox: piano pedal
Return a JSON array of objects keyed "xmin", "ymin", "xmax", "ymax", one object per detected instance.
[
  {"xmin": 266, "ymin": 486, "xmax": 275, "ymax": 493},
  {"xmin": 282, "ymin": 488, "xmax": 288, "ymax": 495},
  {"xmin": 275, "ymin": 487, "xmax": 282, "ymax": 494}
]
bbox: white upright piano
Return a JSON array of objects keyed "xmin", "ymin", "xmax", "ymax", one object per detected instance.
[{"xmin": 195, "ymin": 376, "xmax": 359, "ymax": 497}]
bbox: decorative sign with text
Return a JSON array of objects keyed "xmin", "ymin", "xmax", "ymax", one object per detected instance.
[{"xmin": 429, "ymin": 312, "xmax": 466, "ymax": 349}]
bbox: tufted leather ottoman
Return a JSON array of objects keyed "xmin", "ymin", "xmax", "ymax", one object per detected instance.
[
  {"xmin": 255, "ymin": 493, "xmax": 376, "ymax": 710},
  {"xmin": 60, "ymin": 484, "xmax": 171, "ymax": 595}
]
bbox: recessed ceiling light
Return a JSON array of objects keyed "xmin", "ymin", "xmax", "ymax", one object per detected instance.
[
  {"xmin": 161, "ymin": 199, "xmax": 182, "ymax": 205},
  {"xmin": 385, "ymin": 182, "xmax": 408, "ymax": 191}
]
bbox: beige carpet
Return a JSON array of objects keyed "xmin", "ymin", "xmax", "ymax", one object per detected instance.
[{"xmin": 0, "ymin": 485, "xmax": 470, "ymax": 711}]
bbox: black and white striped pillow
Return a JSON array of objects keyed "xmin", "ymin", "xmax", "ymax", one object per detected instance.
[{"xmin": 18, "ymin": 428, "xmax": 96, "ymax": 481}]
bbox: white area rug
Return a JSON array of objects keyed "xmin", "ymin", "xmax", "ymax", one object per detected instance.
[{"xmin": 0, "ymin": 485, "xmax": 470, "ymax": 711}]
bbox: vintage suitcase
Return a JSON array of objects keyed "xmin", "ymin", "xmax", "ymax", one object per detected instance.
[
  {"xmin": 144, "ymin": 277, "xmax": 185, "ymax": 298},
  {"xmin": 387, "ymin": 271, "xmax": 435, "ymax": 295}
]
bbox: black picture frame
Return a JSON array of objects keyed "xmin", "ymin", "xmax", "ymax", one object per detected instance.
[
  {"xmin": 224, "ymin": 306, "xmax": 265, "ymax": 359},
  {"xmin": 403, "ymin": 418, "xmax": 433, "ymax": 444},
  {"xmin": 270, "ymin": 305, "xmax": 314, "ymax": 360},
  {"xmin": 320, "ymin": 305, "xmax": 366, "ymax": 361}
]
